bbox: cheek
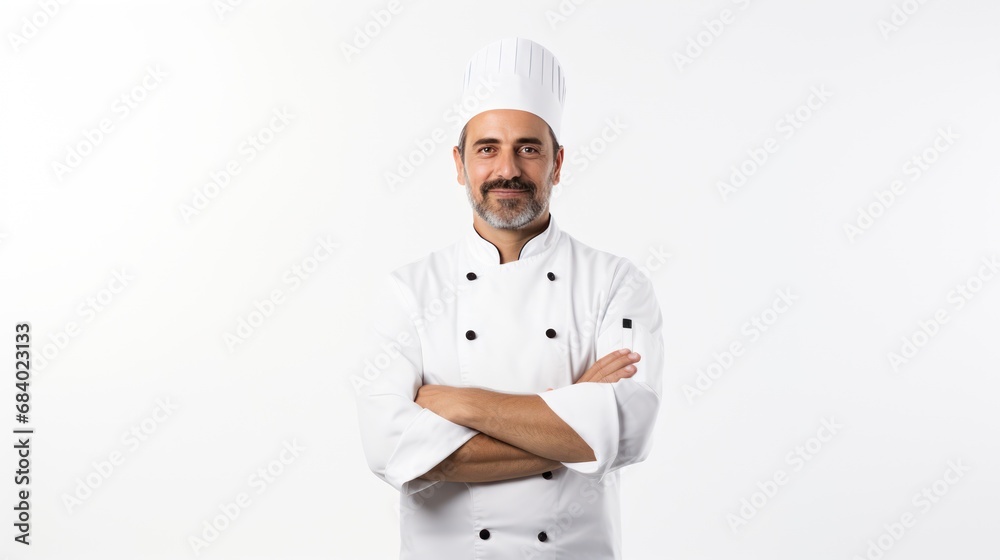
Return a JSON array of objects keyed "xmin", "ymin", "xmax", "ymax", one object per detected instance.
[
  {"xmin": 465, "ymin": 162, "xmax": 488, "ymax": 181},
  {"xmin": 531, "ymin": 164, "xmax": 555, "ymax": 185}
]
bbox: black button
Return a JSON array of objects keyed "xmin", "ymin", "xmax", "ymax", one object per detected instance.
[
  {"xmin": 479, "ymin": 529, "xmax": 490, "ymax": 540},
  {"xmin": 467, "ymin": 272, "xmax": 477, "ymax": 281},
  {"xmin": 466, "ymin": 330, "xmax": 477, "ymax": 340},
  {"xmin": 542, "ymin": 471, "xmax": 553, "ymax": 479},
  {"xmin": 547, "ymin": 272, "xmax": 556, "ymax": 281},
  {"xmin": 537, "ymin": 531, "xmax": 548, "ymax": 542},
  {"xmin": 545, "ymin": 328, "xmax": 556, "ymax": 338}
]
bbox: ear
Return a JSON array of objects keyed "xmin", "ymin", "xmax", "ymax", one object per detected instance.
[
  {"xmin": 451, "ymin": 146, "xmax": 465, "ymax": 185},
  {"xmin": 453, "ymin": 146, "xmax": 467, "ymax": 186},
  {"xmin": 551, "ymin": 145, "xmax": 565, "ymax": 185}
]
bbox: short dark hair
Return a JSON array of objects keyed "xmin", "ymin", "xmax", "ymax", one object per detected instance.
[{"xmin": 457, "ymin": 122, "xmax": 560, "ymax": 164}]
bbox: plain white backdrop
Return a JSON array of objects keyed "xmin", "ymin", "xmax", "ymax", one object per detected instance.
[{"xmin": 1, "ymin": 0, "xmax": 998, "ymax": 558}]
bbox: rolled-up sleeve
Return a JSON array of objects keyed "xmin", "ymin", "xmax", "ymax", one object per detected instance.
[
  {"xmin": 353, "ymin": 273, "xmax": 478, "ymax": 496},
  {"xmin": 537, "ymin": 258, "xmax": 665, "ymax": 482}
]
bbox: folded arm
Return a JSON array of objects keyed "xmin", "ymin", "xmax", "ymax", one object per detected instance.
[
  {"xmin": 416, "ymin": 346, "xmax": 648, "ymax": 483},
  {"xmin": 417, "ymin": 385, "xmax": 597, "ymax": 463},
  {"xmin": 420, "ymin": 432, "xmax": 564, "ymax": 483}
]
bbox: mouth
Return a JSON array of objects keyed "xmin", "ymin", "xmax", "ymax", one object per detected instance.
[{"xmin": 489, "ymin": 189, "xmax": 530, "ymax": 196}]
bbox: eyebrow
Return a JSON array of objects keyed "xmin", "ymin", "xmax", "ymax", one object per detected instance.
[{"xmin": 471, "ymin": 137, "xmax": 546, "ymax": 147}]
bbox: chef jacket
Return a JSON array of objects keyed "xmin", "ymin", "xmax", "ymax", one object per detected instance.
[{"xmin": 354, "ymin": 213, "xmax": 665, "ymax": 559}]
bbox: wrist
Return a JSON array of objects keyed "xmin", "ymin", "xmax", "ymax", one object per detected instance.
[{"xmin": 454, "ymin": 387, "xmax": 497, "ymax": 431}]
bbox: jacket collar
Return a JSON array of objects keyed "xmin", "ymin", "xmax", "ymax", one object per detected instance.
[{"xmin": 465, "ymin": 213, "xmax": 561, "ymax": 265}]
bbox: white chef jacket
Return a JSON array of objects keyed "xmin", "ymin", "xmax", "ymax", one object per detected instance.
[{"xmin": 354, "ymin": 213, "xmax": 664, "ymax": 559}]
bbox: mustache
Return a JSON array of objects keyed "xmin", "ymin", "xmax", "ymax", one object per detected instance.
[{"xmin": 481, "ymin": 177, "xmax": 536, "ymax": 195}]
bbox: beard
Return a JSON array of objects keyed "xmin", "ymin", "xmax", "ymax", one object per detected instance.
[{"xmin": 465, "ymin": 173, "xmax": 549, "ymax": 230}]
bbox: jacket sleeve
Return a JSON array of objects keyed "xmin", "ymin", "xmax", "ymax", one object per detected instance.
[
  {"xmin": 537, "ymin": 258, "xmax": 665, "ymax": 483},
  {"xmin": 353, "ymin": 272, "xmax": 478, "ymax": 496}
]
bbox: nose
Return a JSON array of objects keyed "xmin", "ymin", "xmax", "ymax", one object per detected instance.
[{"xmin": 493, "ymin": 148, "xmax": 521, "ymax": 181}]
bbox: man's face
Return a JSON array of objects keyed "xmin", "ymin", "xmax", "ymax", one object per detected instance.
[{"xmin": 453, "ymin": 109, "xmax": 563, "ymax": 230}]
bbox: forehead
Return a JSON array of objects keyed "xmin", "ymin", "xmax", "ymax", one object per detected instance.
[{"xmin": 466, "ymin": 109, "xmax": 550, "ymax": 141}]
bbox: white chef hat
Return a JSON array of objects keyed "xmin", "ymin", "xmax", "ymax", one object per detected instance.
[{"xmin": 461, "ymin": 37, "xmax": 567, "ymax": 138}]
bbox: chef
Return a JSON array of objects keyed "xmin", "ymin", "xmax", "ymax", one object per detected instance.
[{"xmin": 353, "ymin": 37, "xmax": 665, "ymax": 559}]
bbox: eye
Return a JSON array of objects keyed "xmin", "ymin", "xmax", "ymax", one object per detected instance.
[
  {"xmin": 478, "ymin": 146, "xmax": 496, "ymax": 154},
  {"xmin": 520, "ymin": 146, "xmax": 540, "ymax": 154}
]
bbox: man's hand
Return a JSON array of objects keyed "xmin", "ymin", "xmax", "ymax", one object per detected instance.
[
  {"xmin": 419, "ymin": 347, "xmax": 639, "ymax": 405},
  {"xmin": 546, "ymin": 348, "xmax": 641, "ymax": 391},
  {"xmin": 577, "ymin": 348, "xmax": 641, "ymax": 384}
]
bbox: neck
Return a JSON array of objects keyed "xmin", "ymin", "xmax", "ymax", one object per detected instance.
[{"xmin": 473, "ymin": 212, "xmax": 551, "ymax": 264}]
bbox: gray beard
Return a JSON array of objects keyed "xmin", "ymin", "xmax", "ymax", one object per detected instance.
[{"xmin": 465, "ymin": 174, "xmax": 549, "ymax": 230}]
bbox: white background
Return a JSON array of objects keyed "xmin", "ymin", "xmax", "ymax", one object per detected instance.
[{"xmin": 1, "ymin": 0, "xmax": 998, "ymax": 558}]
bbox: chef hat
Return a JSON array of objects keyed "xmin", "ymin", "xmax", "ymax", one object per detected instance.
[{"xmin": 461, "ymin": 37, "xmax": 567, "ymax": 138}]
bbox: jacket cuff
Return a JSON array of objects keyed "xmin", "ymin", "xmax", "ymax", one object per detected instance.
[
  {"xmin": 385, "ymin": 407, "xmax": 478, "ymax": 496},
  {"xmin": 538, "ymin": 382, "xmax": 620, "ymax": 481}
]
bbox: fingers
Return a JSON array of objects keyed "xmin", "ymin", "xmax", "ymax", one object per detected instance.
[
  {"xmin": 595, "ymin": 348, "xmax": 633, "ymax": 370},
  {"xmin": 578, "ymin": 349, "xmax": 641, "ymax": 384},
  {"xmin": 578, "ymin": 348, "xmax": 630, "ymax": 382},
  {"xmin": 595, "ymin": 361, "xmax": 637, "ymax": 383},
  {"xmin": 580, "ymin": 350, "xmax": 627, "ymax": 382},
  {"xmin": 594, "ymin": 350, "xmax": 641, "ymax": 382}
]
